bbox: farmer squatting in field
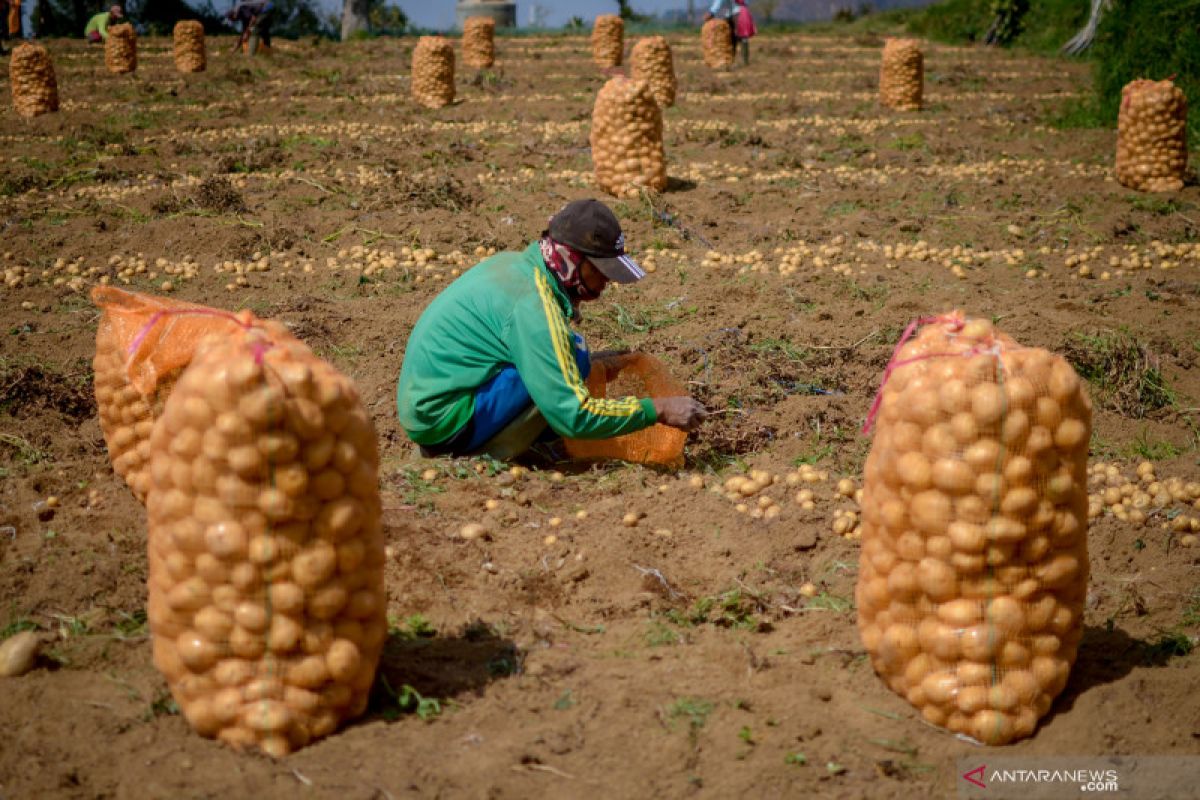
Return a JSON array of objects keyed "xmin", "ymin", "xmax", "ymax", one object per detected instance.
[
  {"xmin": 396, "ymin": 199, "xmax": 708, "ymax": 460},
  {"xmin": 84, "ymin": 4, "xmax": 123, "ymax": 43}
]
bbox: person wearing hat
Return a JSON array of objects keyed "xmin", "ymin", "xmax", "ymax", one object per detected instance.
[
  {"xmin": 397, "ymin": 199, "xmax": 708, "ymax": 460},
  {"xmin": 84, "ymin": 4, "xmax": 123, "ymax": 43}
]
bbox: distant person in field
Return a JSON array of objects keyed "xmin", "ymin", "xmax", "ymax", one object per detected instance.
[
  {"xmin": 396, "ymin": 199, "xmax": 707, "ymax": 460},
  {"xmin": 227, "ymin": 0, "xmax": 274, "ymax": 56},
  {"xmin": 732, "ymin": 0, "xmax": 756, "ymax": 66},
  {"xmin": 84, "ymin": 4, "xmax": 122, "ymax": 43},
  {"xmin": 2, "ymin": 0, "xmax": 21, "ymax": 53}
]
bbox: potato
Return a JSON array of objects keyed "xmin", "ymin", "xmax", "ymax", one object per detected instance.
[
  {"xmin": 9, "ymin": 44, "xmax": 58, "ymax": 118},
  {"xmin": 857, "ymin": 312, "xmax": 1091, "ymax": 745},
  {"xmin": 0, "ymin": 631, "xmax": 41, "ymax": 677},
  {"xmin": 146, "ymin": 327, "xmax": 385, "ymax": 757}
]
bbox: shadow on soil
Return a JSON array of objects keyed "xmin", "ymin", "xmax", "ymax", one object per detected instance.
[
  {"xmin": 366, "ymin": 619, "xmax": 520, "ymax": 722},
  {"xmin": 1044, "ymin": 623, "xmax": 1194, "ymax": 723}
]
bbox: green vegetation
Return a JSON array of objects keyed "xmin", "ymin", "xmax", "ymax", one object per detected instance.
[
  {"xmin": 1065, "ymin": 330, "xmax": 1176, "ymax": 418},
  {"xmin": 666, "ymin": 697, "xmax": 714, "ymax": 736},
  {"xmin": 905, "ymin": 0, "xmax": 1085, "ymax": 54},
  {"xmin": 1093, "ymin": 0, "xmax": 1200, "ymax": 151}
]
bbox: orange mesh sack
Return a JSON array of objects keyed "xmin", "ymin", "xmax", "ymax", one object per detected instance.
[
  {"xmin": 10, "ymin": 43, "xmax": 59, "ymax": 118},
  {"xmin": 1116, "ymin": 79, "xmax": 1187, "ymax": 193},
  {"xmin": 630, "ymin": 36, "xmax": 676, "ymax": 108},
  {"xmin": 592, "ymin": 15, "xmax": 624, "ymax": 69},
  {"xmin": 590, "ymin": 76, "xmax": 668, "ymax": 198},
  {"xmin": 880, "ymin": 38, "xmax": 922, "ymax": 111},
  {"xmin": 145, "ymin": 325, "xmax": 386, "ymax": 757},
  {"xmin": 701, "ymin": 19, "xmax": 733, "ymax": 69},
  {"xmin": 462, "ymin": 17, "xmax": 495, "ymax": 70},
  {"xmin": 412, "ymin": 36, "xmax": 455, "ymax": 109},
  {"xmin": 173, "ymin": 20, "xmax": 207, "ymax": 73},
  {"xmin": 856, "ymin": 312, "xmax": 1091, "ymax": 745},
  {"xmin": 564, "ymin": 353, "xmax": 686, "ymax": 468},
  {"xmin": 92, "ymin": 287, "xmax": 265, "ymax": 502},
  {"xmin": 105, "ymin": 22, "xmax": 137, "ymax": 75}
]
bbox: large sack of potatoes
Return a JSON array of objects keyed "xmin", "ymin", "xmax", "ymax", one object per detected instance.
[
  {"xmin": 105, "ymin": 22, "xmax": 138, "ymax": 74},
  {"xmin": 856, "ymin": 312, "xmax": 1091, "ymax": 745},
  {"xmin": 462, "ymin": 16, "xmax": 495, "ymax": 70},
  {"xmin": 701, "ymin": 19, "xmax": 733, "ymax": 69},
  {"xmin": 10, "ymin": 43, "xmax": 59, "ymax": 118},
  {"xmin": 92, "ymin": 288, "xmax": 270, "ymax": 502},
  {"xmin": 590, "ymin": 76, "xmax": 667, "ymax": 198},
  {"xmin": 146, "ymin": 323, "xmax": 386, "ymax": 756},
  {"xmin": 592, "ymin": 15, "xmax": 624, "ymax": 69},
  {"xmin": 630, "ymin": 36, "xmax": 676, "ymax": 108},
  {"xmin": 412, "ymin": 36, "xmax": 455, "ymax": 109},
  {"xmin": 1116, "ymin": 78, "xmax": 1187, "ymax": 193},
  {"xmin": 173, "ymin": 20, "xmax": 207, "ymax": 73},
  {"xmin": 880, "ymin": 38, "xmax": 922, "ymax": 111}
]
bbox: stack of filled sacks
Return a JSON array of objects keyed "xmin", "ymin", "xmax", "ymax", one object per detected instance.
[
  {"xmin": 105, "ymin": 22, "xmax": 138, "ymax": 74},
  {"xmin": 173, "ymin": 20, "xmax": 207, "ymax": 73},
  {"xmin": 591, "ymin": 15, "xmax": 623, "ymax": 69},
  {"xmin": 462, "ymin": 17, "xmax": 495, "ymax": 70},
  {"xmin": 630, "ymin": 36, "xmax": 676, "ymax": 108},
  {"xmin": 412, "ymin": 36, "xmax": 456, "ymax": 108},
  {"xmin": 856, "ymin": 312, "xmax": 1091, "ymax": 745},
  {"xmin": 590, "ymin": 76, "xmax": 668, "ymax": 198},
  {"xmin": 9, "ymin": 44, "xmax": 59, "ymax": 118},
  {"xmin": 701, "ymin": 19, "xmax": 733, "ymax": 69},
  {"xmin": 1116, "ymin": 79, "xmax": 1188, "ymax": 193},
  {"xmin": 879, "ymin": 38, "xmax": 922, "ymax": 110}
]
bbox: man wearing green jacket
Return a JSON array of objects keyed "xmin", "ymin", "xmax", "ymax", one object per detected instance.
[{"xmin": 397, "ymin": 199, "xmax": 707, "ymax": 458}]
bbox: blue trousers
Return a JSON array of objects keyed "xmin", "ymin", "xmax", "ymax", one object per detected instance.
[{"xmin": 429, "ymin": 333, "xmax": 591, "ymax": 455}]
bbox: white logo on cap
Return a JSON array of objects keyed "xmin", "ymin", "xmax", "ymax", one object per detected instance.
[{"xmin": 615, "ymin": 233, "xmax": 625, "ymax": 251}]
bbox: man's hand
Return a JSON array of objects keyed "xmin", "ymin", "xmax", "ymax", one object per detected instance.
[{"xmin": 652, "ymin": 396, "xmax": 708, "ymax": 432}]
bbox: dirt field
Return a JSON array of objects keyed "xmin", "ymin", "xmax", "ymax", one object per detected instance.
[{"xmin": 2, "ymin": 29, "xmax": 1199, "ymax": 799}]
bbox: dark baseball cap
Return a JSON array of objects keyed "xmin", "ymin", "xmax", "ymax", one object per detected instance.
[{"xmin": 547, "ymin": 199, "xmax": 645, "ymax": 284}]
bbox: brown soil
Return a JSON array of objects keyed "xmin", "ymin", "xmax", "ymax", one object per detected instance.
[{"xmin": 1, "ymin": 32, "xmax": 1199, "ymax": 800}]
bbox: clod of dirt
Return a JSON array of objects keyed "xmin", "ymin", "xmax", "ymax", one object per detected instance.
[
  {"xmin": 193, "ymin": 176, "xmax": 246, "ymax": 213},
  {"xmin": 387, "ymin": 174, "xmax": 476, "ymax": 212},
  {"xmin": 0, "ymin": 362, "xmax": 95, "ymax": 420}
]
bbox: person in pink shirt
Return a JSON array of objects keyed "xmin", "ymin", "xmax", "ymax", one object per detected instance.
[
  {"xmin": 704, "ymin": 0, "xmax": 756, "ymax": 67},
  {"xmin": 733, "ymin": 0, "xmax": 757, "ymax": 66}
]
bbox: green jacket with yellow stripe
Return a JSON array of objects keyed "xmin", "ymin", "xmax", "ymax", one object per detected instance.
[{"xmin": 396, "ymin": 241, "xmax": 657, "ymax": 446}]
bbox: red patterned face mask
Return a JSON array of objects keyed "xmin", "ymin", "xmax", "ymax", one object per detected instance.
[{"xmin": 539, "ymin": 236, "xmax": 601, "ymax": 303}]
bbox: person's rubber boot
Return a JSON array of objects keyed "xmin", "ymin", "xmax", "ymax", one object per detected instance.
[
  {"xmin": 248, "ymin": 31, "xmax": 260, "ymax": 56},
  {"xmin": 741, "ymin": 42, "xmax": 749, "ymax": 67},
  {"xmin": 468, "ymin": 405, "xmax": 550, "ymax": 462}
]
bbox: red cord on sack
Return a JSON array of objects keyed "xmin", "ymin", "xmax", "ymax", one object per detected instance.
[{"xmin": 861, "ymin": 313, "xmax": 965, "ymax": 435}]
